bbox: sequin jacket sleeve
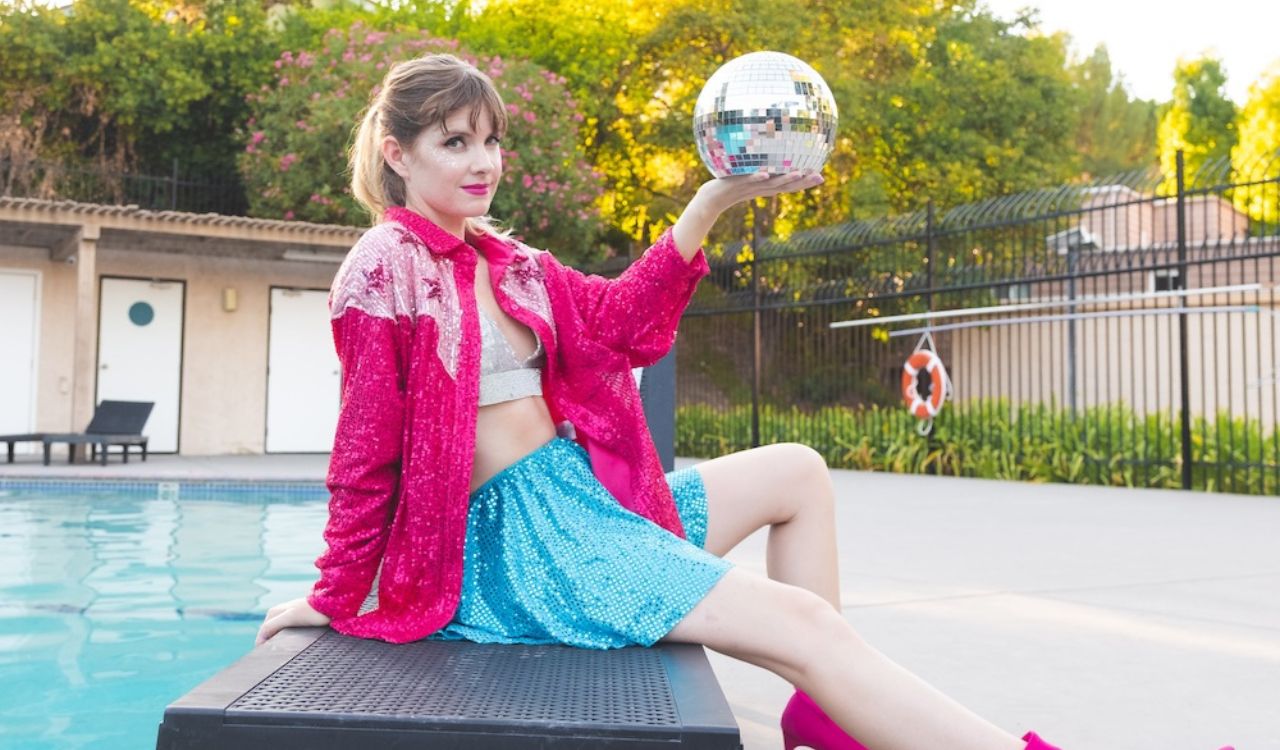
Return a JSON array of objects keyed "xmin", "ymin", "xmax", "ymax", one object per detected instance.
[
  {"xmin": 306, "ymin": 236, "xmax": 410, "ymax": 621},
  {"xmin": 541, "ymin": 227, "xmax": 709, "ymax": 367}
]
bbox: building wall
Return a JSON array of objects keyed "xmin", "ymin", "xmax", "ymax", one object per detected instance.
[
  {"xmin": 1081, "ymin": 186, "xmax": 1151, "ymax": 249},
  {"xmin": 1151, "ymin": 196, "xmax": 1249, "ymax": 245},
  {"xmin": 1077, "ymin": 193, "xmax": 1249, "ymax": 252},
  {"xmin": 0, "ymin": 243, "xmax": 339, "ymax": 454},
  {"xmin": 949, "ymin": 300, "xmax": 1280, "ymax": 432}
]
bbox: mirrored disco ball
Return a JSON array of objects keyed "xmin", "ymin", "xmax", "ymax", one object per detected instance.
[{"xmin": 693, "ymin": 51, "xmax": 838, "ymax": 178}]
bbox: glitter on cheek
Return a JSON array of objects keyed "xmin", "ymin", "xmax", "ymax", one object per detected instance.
[{"xmin": 429, "ymin": 145, "xmax": 467, "ymax": 169}]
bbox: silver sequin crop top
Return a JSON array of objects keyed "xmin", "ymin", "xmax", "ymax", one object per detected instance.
[{"xmin": 478, "ymin": 306, "xmax": 545, "ymax": 406}]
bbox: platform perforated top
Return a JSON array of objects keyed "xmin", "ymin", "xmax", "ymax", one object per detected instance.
[{"xmin": 228, "ymin": 632, "xmax": 680, "ymax": 727}]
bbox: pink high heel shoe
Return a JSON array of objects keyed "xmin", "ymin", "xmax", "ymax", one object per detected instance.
[
  {"xmin": 781, "ymin": 703, "xmax": 1236, "ymax": 750},
  {"xmin": 779, "ymin": 688, "xmax": 869, "ymax": 750},
  {"xmin": 1023, "ymin": 731, "xmax": 1233, "ymax": 750},
  {"xmin": 1022, "ymin": 733, "xmax": 1063, "ymax": 750}
]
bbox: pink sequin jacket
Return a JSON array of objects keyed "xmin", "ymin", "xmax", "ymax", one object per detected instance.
[{"xmin": 306, "ymin": 205, "xmax": 710, "ymax": 644}]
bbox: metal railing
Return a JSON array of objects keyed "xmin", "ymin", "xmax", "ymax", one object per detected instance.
[
  {"xmin": 1, "ymin": 157, "xmax": 248, "ymax": 215},
  {"xmin": 668, "ymin": 150, "xmax": 1280, "ymax": 494}
]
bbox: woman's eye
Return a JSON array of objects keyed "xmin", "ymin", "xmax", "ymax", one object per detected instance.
[
  {"xmin": 487, "ymin": 136, "xmax": 502, "ymax": 145},
  {"xmin": 445, "ymin": 137, "xmax": 464, "ymax": 147}
]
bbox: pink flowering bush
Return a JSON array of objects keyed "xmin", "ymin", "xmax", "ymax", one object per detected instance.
[{"xmin": 238, "ymin": 23, "xmax": 605, "ymax": 260}]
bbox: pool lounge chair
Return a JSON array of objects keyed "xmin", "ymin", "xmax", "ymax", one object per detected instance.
[
  {"xmin": 2, "ymin": 434, "xmax": 46, "ymax": 464},
  {"xmin": 153, "ymin": 353, "xmax": 737, "ymax": 750},
  {"xmin": 0, "ymin": 400, "xmax": 154, "ymax": 466}
]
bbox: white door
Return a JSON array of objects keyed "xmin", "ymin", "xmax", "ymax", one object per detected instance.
[
  {"xmin": 97, "ymin": 278, "xmax": 184, "ymax": 452},
  {"xmin": 266, "ymin": 288, "xmax": 340, "ymax": 452},
  {"xmin": 0, "ymin": 271, "xmax": 39, "ymax": 448}
]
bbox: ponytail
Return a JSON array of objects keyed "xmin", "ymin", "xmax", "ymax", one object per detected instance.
[{"xmin": 349, "ymin": 101, "xmax": 411, "ymax": 226}]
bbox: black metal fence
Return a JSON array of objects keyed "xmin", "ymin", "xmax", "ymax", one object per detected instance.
[
  {"xmin": 8, "ymin": 147, "xmax": 1278, "ymax": 493},
  {"xmin": 1, "ymin": 157, "xmax": 247, "ymax": 215},
  {"xmin": 672, "ymin": 151, "xmax": 1280, "ymax": 495}
]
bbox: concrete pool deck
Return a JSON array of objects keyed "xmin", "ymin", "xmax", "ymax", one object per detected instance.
[{"xmin": 4, "ymin": 452, "xmax": 1276, "ymax": 749}]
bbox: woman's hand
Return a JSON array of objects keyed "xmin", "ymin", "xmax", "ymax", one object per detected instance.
[
  {"xmin": 255, "ymin": 597, "xmax": 331, "ymax": 646},
  {"xmin": 672, "ymin": 169, "xmax": 825, "ymax": 261},
  {"xmin": 698, "ymin": 169, "xmax": 825, "ymax": 215}
]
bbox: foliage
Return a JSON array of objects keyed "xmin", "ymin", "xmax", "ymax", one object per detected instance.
[
  {"xmin": 443, "ymin": 0, "xmax": 1095, "ymax": 252},
  {"xmin": 676, "ymin": 400, "xmax": 1280, "ymax": 496},
  {"xmin": 871, "ymin": 5, "xmax": 1083, "ymax": 210},
  {"xmin": 264, "ymin": 0, "xmax": 456, "ymax": 54},
  {"xmin": 237, "ymin": 23, "xmax": 605, "ymax": 261},
  {"xmin": 1157, "ymin": 56, "xmax": 1238, "ymax": 192},
  {"xmin": 7, "ymin": 0, "xmax": 1275, "ymax": 269},
  {"xmin": 1230, "ymin": 64, "xmax": 1280, "ymax": 225},
  {"xmin": 1068, "ymin": 45, "xmax": 1158, "ymax": 178},
  {"xmin": 0, "ymin": 0, "xmax": 276, "ymax": 181}
]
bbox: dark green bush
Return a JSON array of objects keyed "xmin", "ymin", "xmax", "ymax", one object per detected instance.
[{"xmin": 676, "ymin": 400, "xmax": 1280, "ymax": 496}]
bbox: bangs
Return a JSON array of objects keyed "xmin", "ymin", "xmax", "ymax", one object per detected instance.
[{"xmin": 420, "ymin": 70, "xmax": 508, "ymax": 138}]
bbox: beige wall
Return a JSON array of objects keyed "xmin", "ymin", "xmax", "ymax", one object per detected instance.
[
  {"xmin": 1, "ymin": 243, "xmax": 339, "ymax": 454},
  {"xmin": 949, "ymin": 299, "xmax": 1280, "ymax": 432},
  {"xmin": 1153, "ymin": 196, "xmax": 1250, "ymax": 245},
  {"xmin": 1082, "ymin": 186, "xmax": 1150, "ymax": 249}
]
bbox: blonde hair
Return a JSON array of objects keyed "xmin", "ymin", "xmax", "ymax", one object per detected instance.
[{"xmin": 349, "ymin": 53, "xmax": 510, "ymax": 236}]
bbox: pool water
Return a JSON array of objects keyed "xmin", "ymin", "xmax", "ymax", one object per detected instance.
[{"xmin": 0, "ymin": 486, "xmax": 329, "ymax": 749}]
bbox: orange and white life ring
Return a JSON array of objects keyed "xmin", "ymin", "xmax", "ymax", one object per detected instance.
[{"xmin": 901, "ymin": 350, "xmax": 948, "ymax": 419}]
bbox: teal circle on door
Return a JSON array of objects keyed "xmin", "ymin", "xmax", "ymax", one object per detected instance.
[{"xmin": 128, "ymin": 302, "xmax": 155, "ymax": 326}]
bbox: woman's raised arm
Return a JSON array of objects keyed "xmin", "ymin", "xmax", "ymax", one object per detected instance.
[
  {"xmin": 672, "ymin": 170, "xmax": 824, "ymax": 261},
  {"xmin": 538, "ymin": 170, "xmax": 824, "ymax": 367}
]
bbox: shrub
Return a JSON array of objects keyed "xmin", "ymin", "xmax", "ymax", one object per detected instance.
[
  {"xmin": 238, "ymin": 23, "xmax": 605, "ymax": 262},
  {"xmin": 676, "ymin": 400, "xmax": 1279, "ymax": 496}
]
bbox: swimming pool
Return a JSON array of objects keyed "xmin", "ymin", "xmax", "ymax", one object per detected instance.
[{"xmin": 0, "ymin": 483, "xmax": 329, "ymax": 749}]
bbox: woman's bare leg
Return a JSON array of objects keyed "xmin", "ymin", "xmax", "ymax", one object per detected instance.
[
  {"xmin": 693, "ymin": 443, "xmax": 841, "ymax": 608},
  {"xmin": 675, "ymin": 445, "xmax": 1023, "ymax": 748},
  {"xmin": 659, "ymin": 567, "xmax": 1024, "ymax": 750}
]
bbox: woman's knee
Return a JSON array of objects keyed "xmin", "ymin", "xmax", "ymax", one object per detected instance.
[
  {"xmin": 773, "ymin": 443, "xmax": 834, "ymax": 514},
  {"xmin": 784, "ymin": 585, "xmax": 861, "ymax": 657},
  {"xmin": 668, "ymin": 571, "xmax": 855, "ymax": 676}
]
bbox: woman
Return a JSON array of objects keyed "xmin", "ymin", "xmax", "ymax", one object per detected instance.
[{"xmin": 254, "ymin": 54, "xmax": 1228, "ymax": 750}]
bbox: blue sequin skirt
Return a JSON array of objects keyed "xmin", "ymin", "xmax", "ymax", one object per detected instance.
[{"xmin": 425, "ymin": 436, "xmax": 733, "ymax": 649}]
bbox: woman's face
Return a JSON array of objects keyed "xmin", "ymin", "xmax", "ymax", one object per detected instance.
[{"xmin": 383, "ymin": 106, "xmax": 502, "ymax": 238}]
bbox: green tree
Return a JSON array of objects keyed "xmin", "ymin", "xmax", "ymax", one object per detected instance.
[
  {"xmin": 1157, "ymin": 56, "xmax": 1237, "ymax": 192},
  {"xmin": 593, "ymin": 1, "xmax": 1084, "ymax": 250},
  {"xmin": 1069, "ymin": 45, "xmax": 1157, "ymax": 178},
  {"xmin": 265, "ymin": 0, "xmax": 456, "ymax": 54},
  {"xmin": 875, "ymin": 5, "xmax": 1081, "ymax": 210},
  {"xmin": 0, "ymin": 0, "xmax": 276, "ymax": 187},
  {"xmin": 1230, "ymin": 63, "xmax": 1280, "ymax": 224}
]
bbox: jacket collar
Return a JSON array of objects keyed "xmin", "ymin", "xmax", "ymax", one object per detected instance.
[
  {"xmin": 384, "ymin": 205, "xmax": 517, "ymax": 270},
  {"xmin": 384, "ymin": 206, "xmax": 469, "ymax": 256}
]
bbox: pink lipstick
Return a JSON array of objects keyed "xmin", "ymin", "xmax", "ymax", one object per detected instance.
[{"xmin": 462, "ymin": 184, "xmax": 489, "ymax": 195}]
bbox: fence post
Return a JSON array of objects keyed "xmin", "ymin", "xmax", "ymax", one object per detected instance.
[
  {"xmin": 750, "ymin": 203, "xmax": 762, "ymax": 448},
  {"xmin": 925, "ymin": 202, "xmax": 938, "ymax": 474},
  {"xmin": 171, "ymin": 158, "xmax": 179, "ymax": 210},
  {"xmin": 1176, "ymin": 150, "xmax": 1193, "ymax": 490},
  {"xmin": 1067, "ymin": 245, "xmax": 1078, "ymax": 416},
  {"xmin": 925, "ymin": 201, "xmax": 935, "ymax": 309}
]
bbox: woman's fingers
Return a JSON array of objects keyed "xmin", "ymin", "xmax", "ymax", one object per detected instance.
[
  {"xmin": 255, "ymin": 598, "xmax": 332, "ymax": 647},
  {"xmin": 695, "ymin": 168, "xmax": 824, "ymax": 214},
  {"xmin": 744, "ymin": 170, "xmax": 823, "ymax": 198},
  {"xmin": 258, "ymin": 612, "xmax": 300, "ymax": 645},
  {"xmin": 255, "ymin": 617, "xmax": 279, "ymax": 646}
]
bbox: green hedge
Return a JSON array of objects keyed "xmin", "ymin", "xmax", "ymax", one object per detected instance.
[{"xmin": 676, "ymin": 400, "xmax": 1280, "ymax": 495}]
